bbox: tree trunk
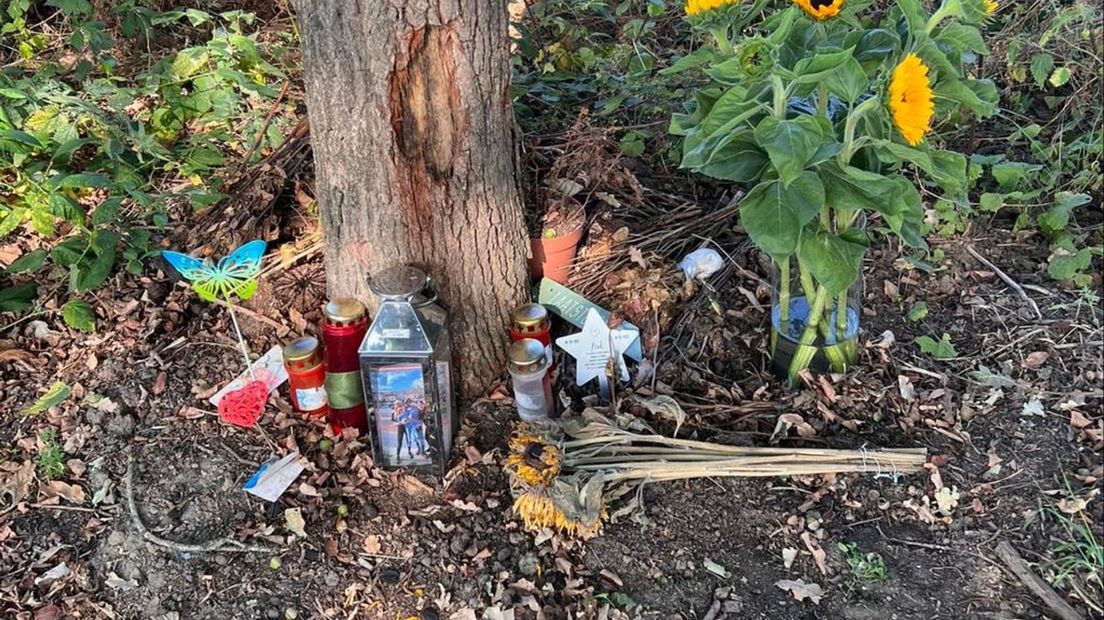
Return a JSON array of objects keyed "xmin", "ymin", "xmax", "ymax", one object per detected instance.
[{"xmin": 295, "ymin": 1, "xmax": 528, "ymax": 399}]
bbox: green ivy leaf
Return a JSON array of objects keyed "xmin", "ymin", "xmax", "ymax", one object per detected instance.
[
  {"xmin": 739, "ymin": 172, "xmax": 824, "ymax": 262},
  {"xmin": 73, "ymin": 231, "xmax": 119, "ymax": 292},
  {"xmin": 6, "ymin": 249, "xmax": 48, "ymax": 274},
  {"xmin": 0, "ymin": 282, "xmax": 37, "ymax": 312},
  {"xmin": 799, "ymin": 230, "xmax": 868, "ymax": 296},
  {"xmin": 916, "ymin": 333, "xmax": 957, "ymax": 360},
  {"xmin": 61, "ymin": 299, "xmax": 96, "ymax": 331},
  {"xmin": 753, "ymin": 115, "xmax": 824, "ymax": 186},
  {"xmin": 23, "ymin": 381, "xmax": 72, "ymax": 416}
]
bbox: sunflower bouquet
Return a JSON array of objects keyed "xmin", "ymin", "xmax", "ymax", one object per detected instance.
[
  {"xmin": 503, "ymin": 410, "xmax": 927, "ymax": 540},
  {"xmin": 673, "ymin": 0, "xmax": 999, "ymax": 384}
]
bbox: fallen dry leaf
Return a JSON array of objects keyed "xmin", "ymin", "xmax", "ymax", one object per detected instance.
[
  {"xmin": 775, "ymin": 578, "xmax": 824, "ymax": 604},
  {"xmin": 362, "ymin": 534, "xmax": 381, "ymax": 554},
  {"xmin": 1023, "ymin": 351, "xmax": 1049, "ymax": 369},
  {"xmin": 402, "ymin": 476, "xmax": 434, "ymax": 497},
  {"xmin": 0, "ymin": 461, "xmax": 35, "ymax": 505},
  {"xmin": 801, "ymin": 531, "xmax": 829, "ymax": 576},
  {"xmin": 42, "ymin": 480, "xmax": 85, "ymax": 504}
]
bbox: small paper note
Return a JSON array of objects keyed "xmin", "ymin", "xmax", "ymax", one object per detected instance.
[
  {"xmin": 210, "ymin": 345, "xmax": 287, "ymax": 407},
  {"xmin": 243, "ymin": 452, "xmax": 305, "ymax": 502}
]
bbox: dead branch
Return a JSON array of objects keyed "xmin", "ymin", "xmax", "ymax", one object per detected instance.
[
  {"xmin": 994, "ymin": 540, "xmax": 1085, "ymax": 620},
  {"xmin": 966, "ymin": 245, "xmax": 1043, "ymax": 319},
  {"xmin": 125, "ymin": 457, "xmax": 278, "ymax": 554}
]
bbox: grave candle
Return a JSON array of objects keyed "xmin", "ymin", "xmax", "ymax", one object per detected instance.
[
  {"xmin": 322, "ymin": 298, "xmax": 369, "ymax": 434},
  {"xmin": 283, "ymin": 336, "xmax": 327, "ymax": 416},
  {"xmin": 508, "ymin": 338, "xmax": 553, "ymax": 421},
  {"xmin": 510, "ymin": 303, "xmax": 552, "ymax": 363}
]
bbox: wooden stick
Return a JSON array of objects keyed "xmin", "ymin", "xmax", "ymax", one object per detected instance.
[
  {"xmin": 966, "ymin": 245, "xmax": 1043, "ymax": 319},
  {"xmin": 994, "ymin": 540, "xmax": 1085, "ymax": 620}
]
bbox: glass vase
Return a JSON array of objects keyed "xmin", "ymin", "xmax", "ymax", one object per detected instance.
[{"xmin": 769, "ymin": 255, "xmax": 863, "ymax": 386}]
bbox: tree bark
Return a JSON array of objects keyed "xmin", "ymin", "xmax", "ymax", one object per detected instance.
[{"xmin": 295, "ymin": 0, "xmax": 528, "ymax": 399}]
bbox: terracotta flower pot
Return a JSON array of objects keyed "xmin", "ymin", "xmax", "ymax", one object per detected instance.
[{"xmin": 529, "ymin": 220, "xmax": 584, "ymax": 283}]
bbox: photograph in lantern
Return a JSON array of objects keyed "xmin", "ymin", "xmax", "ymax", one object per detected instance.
[{"xmin": 369, "ymin": 364, "xmax": 434, "ymax": 467}]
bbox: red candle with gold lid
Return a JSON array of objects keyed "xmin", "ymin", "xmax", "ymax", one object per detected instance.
[{"xmin": 322, "ymin": 298, "xmax": 369, "ymax": 434}]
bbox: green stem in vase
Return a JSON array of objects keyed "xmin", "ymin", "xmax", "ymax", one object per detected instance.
[
  {"xmin": 779, "ymin": 259, "xmax": 791, "ymax": 326},
  {"xmin": 787, "ymin": 286, "xmax": 830, "ymax": 385}
]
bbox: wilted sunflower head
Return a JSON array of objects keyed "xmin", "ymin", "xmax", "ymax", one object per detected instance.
[
  {"xmin": 511, "ymin": 475, "xmax": 607, "ymax": 540},
  {"xmin": 793, "ymin": 0, "xmax": 844, "ymax": 20},
  {"xmin": 684, "ymin": 0, "xmax": 740, "ymax": 17},
  {"xmin": 888, "ymin": 53, "xmax": 934, "ymax": 147},
  {"xmin": 504, "ymin": 434, "xmax": 562, "ymax": 487}
]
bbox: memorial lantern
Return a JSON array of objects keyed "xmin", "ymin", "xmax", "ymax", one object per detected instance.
[{"xmin": 358, "ymin": 266, "xmax": 456, "ymax": 474}]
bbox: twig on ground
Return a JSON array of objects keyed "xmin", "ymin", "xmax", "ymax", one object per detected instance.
[
  {"xmin": 209, "ymin": 297, "xmax": 287, "ymax": 333},
  {"xmin": 994, "ymin": 540, "xmax": 1085, "ymax": 620},
  {"xmin": 966, "ymin": 245, "xmax": 1043, "ymax": 319},
  {"xmin": 125, "ymin": 457, "xmax": 278, "ymax": 554},
  {"xmin": 237, "ymin": 80, "xmax": 292, "ymax": 173}
]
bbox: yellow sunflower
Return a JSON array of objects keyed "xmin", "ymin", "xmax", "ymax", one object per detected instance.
[
  {"xmin": 889, "ymin": 53, "xmax": 935, "ymax": 147},
  {"xmin": 685, "ymin": 0, "xmax": 739, "ymax": 16},
  {"xmin": 504, "ymin": 434, "xmax": 562, "ymax": 487},
  {"xmin": 984, "ymin": 0, "xmax": 997, "ymax": 14},
  {"xmin": 792, "ymin": 0, "xmax": 845, "ymax": 20}
]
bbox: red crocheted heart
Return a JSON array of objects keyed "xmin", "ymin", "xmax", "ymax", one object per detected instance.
[{"xmin": 218, "ymin": 380, "xmax": 268, "ymax": 428}]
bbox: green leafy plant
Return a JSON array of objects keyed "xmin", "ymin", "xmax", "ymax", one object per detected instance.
[
  {"xmin": 838, "ymin": 541, "xmax": 888, "ymax": 585},
  {"xmin": 36, "ymin": 428, "xmax": 66, "ymax": 479},
  {"xmin": 673, "ymin": 0, "xmax": 997, "ymax": 383},
  {"xmin": 1, "ymin": 6, "xmax": 292, "ymax": 323},
  {"xmin": 916, "ymin": 333, "xmax": 957, "ymax": 359}
]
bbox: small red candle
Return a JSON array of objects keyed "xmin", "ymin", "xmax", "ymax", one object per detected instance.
[
  {"xmin": 283, "ymin": 337, "xmax": 327, "ymax": 416},
  {"xmin": 510, "ymin": 303, "xmax": 552, "ymax": 363},
  {"xmin": 322, "ymin": 299, "xmax": 370, "ymax": 435}
]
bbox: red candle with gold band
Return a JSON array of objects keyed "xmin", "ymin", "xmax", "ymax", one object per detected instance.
[
  {"xmin": 322, "ymin": 299, "xmax": 369, "ymax": 434},
  {"xmin": 510, "ymin": 303, "xmax": 552, "ymax": 363}
]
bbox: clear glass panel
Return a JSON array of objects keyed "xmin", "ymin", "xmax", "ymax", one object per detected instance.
[{"xmin": 359, "ymin": 300, "xmax": 433, "ymax": 356}]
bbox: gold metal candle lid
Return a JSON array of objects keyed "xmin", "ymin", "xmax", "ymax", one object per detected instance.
[
  {"xmin": 324, "ymin": 298, "xmax": 366, "ymax": 325},
  {"xmin": 511, "ymin": 303, "xmax": 548, "ymax": 328},
  {"xmin": 283, "ymin": 336, "xmax": 322, "ymax": 366},
  {"xmin": 508, "ymin": 338, "xmax": 547, "ymax": 373}
]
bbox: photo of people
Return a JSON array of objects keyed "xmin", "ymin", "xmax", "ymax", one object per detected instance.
[{"xmin": 369, "ymin": 364, "xmax": 434, "ymax": 467}]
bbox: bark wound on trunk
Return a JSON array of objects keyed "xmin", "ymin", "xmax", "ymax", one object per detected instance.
[
  {"xmin": 296, "ymin": 0, "xmax": 528, "ymax": 400},
  {"xmin": 389, "ymin": 26, "xmax": 462, "ymax": 254}
]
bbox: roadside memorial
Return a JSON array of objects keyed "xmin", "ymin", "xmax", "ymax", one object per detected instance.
[
  {"xmin": 162, "ymin": 240, "xmax": 271, "ymax": 427},
  {"xmin": 358, "ymin": 265, "xmax": 457, "ymax": 474}
]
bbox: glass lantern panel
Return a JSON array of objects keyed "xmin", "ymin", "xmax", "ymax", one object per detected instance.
[
  {"xmin": 359, "ymin": 300, "xmax": 434, "ymax": 356},
  {"xmin": 365, "ymin": 361, "xmax": 438, "ymax": 468}
]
